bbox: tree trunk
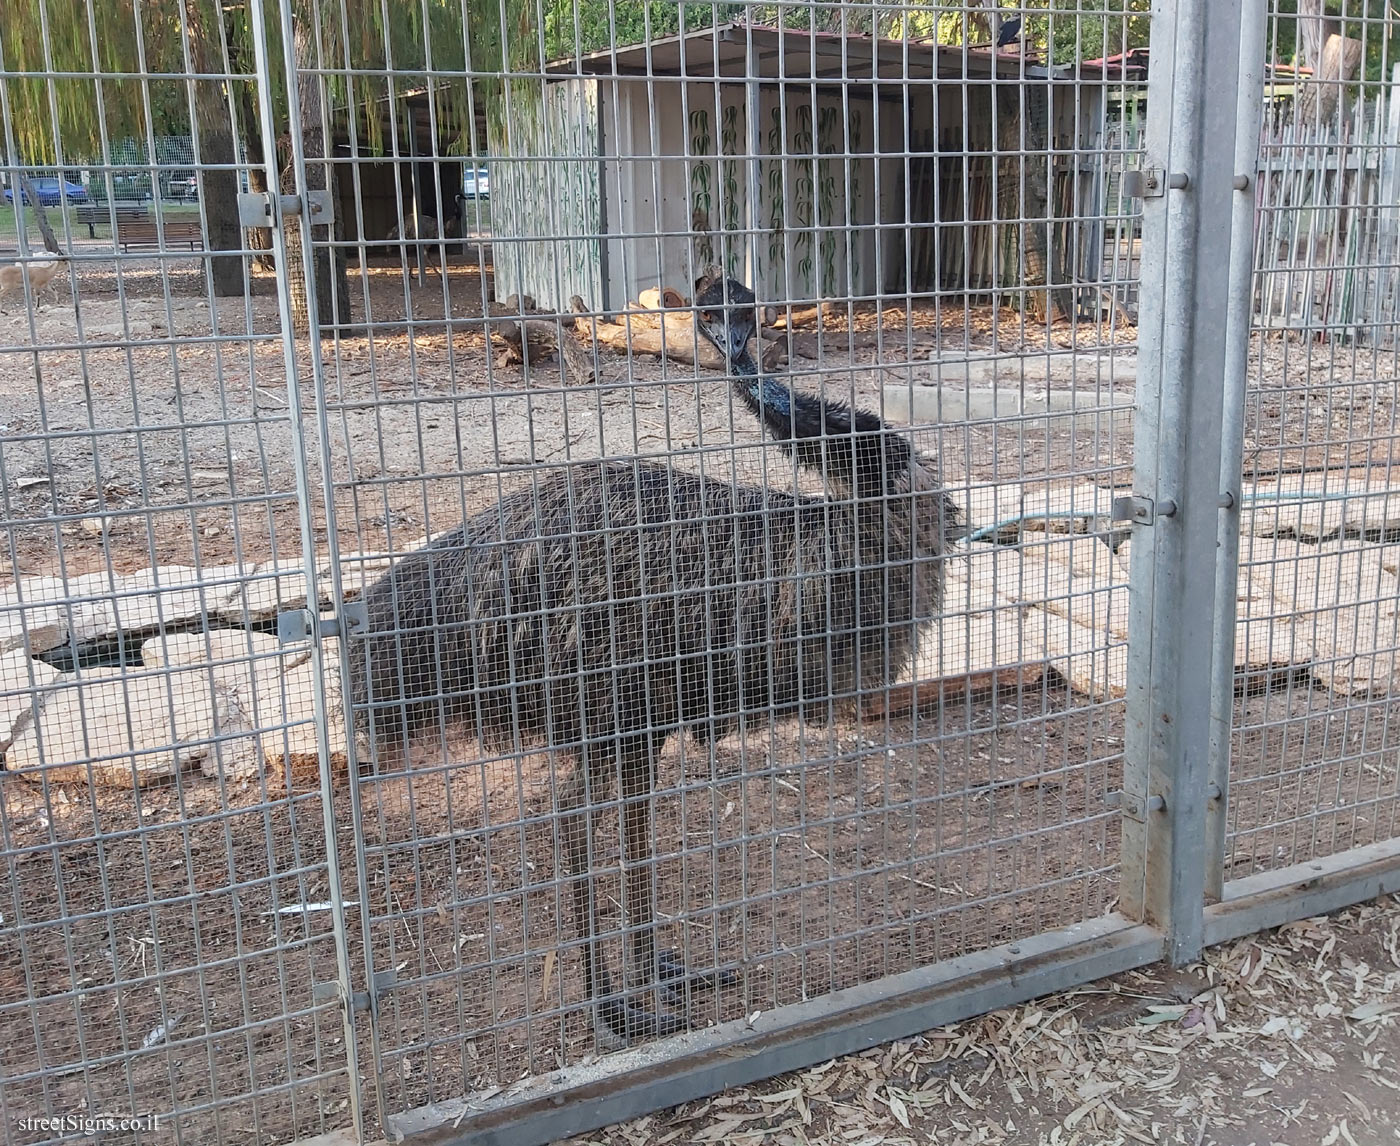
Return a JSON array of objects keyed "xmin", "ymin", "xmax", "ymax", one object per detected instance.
[
  {"xmin": 967, "ymin": 0, "xmax": 1002, "ymax": 44},
  {"xmin": 196, "ymin": 120, "xmax": 244, "ymax": 295},
  {"xmin": 284, "ymin": 19, "xmax": 350, "ymax": 335},
  {"xmin": 1298, "ymin": 34, "xmax": 1364, "ymax": 126},
  {"xmin": 995, "ymin": 83, "xmax": 1071, "ymax": 325},
  {"xmin": 187, "ymin": 0, "xmax": 243, "ymax": 296},
  {"xmin": 1002, "ymin": 82, "xmax": 1064, "ymax": 324},
  {"xmin": 239, "ymin": 86, "xmax": 275, "ymax": 269},
  {"xmin": 1295, "ymin": 0, "xmax": 1336, "ymax": 74},
  {"xmin": 14, "ymin": 171, "xmax": 62, "ymax": 254}
]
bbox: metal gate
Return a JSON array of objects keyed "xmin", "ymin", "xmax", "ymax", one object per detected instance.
[{"xmin": 4, "ymin": 1, "xmax": 1400, "ymax": 1144}]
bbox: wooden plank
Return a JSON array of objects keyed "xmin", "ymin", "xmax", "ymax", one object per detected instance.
[
  {"xmin": 1241, "ymin": 475, "xmax": 1400, "ymax": 542},
  {"xmin": 1019, "ymin": 594, "xmax": 1128, "ymax": 701},
  {"xmin": 1248, "ymin": 538, "xmax": 1400, "ymax": 696},
  {"xmin": 865, "ymin": 550, "xmax": 1044, "ymax": 718}
]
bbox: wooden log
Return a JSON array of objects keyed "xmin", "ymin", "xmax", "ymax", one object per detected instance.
[
  {"xmin": 585, "ymin": 316, "xmax": 729, "ymax": 370},
  {"xmin": 578, "ymin": 312, "xmax": 786, "ymax": 372},
  {"xmin": 636, "ymin": 286, "xmax": 687, "ymax": 312},
  {"xmin": 559, "ymin": 330, "xmax": 596, "ymax": 385},
  {"xmin": 766, "ymin": 302, "xmax": 836, "ymax": 330},
  {"xmin": 490, "ymin": 295, "xmax": 558, "ymax": 369},
  {"xmin": 758, "ymin": 338, "xmax": 787, "ymax": 371}
]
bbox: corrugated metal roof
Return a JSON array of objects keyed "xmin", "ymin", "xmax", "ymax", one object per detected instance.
[{"xmin": 545, "ymin": 21, "xmax": 1090, "ymax": 83}]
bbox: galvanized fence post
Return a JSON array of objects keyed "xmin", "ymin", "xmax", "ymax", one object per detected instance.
[
  {"xmin": 1206, "ymin": 0, "xmax": 1269, "ymax": 905},
  {"xmin": 1121, "ymin": 0, "xmax": 1254, "ymax": 964},
  {"xmin": 244, "ymin": 2, "xmax": 369, "ymax": 1140}
]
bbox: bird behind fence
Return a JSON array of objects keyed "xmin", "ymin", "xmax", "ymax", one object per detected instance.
[{"xmin": 348, "ymin": 274, "xmax": 957, "ymax": 1044}]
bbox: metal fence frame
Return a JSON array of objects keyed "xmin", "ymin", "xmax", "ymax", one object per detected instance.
[{"xmin": 4, "ymin": 1, "xmax": 1400, "ymax": 1145}]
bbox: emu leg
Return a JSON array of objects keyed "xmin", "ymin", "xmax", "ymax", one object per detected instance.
[
  {"xmin": 561, "ymin": 737, "xmax": 678, "ymax": 1043},
  {"xmin": 619, "ymin": 742, "xmax": 657, "ymax": 992},
  {"xmin": 559, "ymin": 763, "xmax": 612, "ymax": 1040},
  {"xmin": 618, "ymin": 732, "xmax": 685, "ymax": 1036}
]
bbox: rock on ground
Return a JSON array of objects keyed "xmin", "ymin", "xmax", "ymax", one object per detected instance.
[{"xmin": 4, "ymin": 627, "xmax": 347, "ymax": 788}]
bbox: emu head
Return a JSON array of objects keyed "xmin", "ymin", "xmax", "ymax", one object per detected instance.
[{"xmin": 694, "ymin": 277, "xmax": 759, "ymax": 368}]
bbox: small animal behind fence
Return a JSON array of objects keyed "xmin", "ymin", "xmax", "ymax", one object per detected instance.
[
  {"xmin": 348, "ymin": 275, "xmax": 958, "ymax": 1045},
  {"xmin": 0, "ymin": 257, "xmax": 67, "ymax": 311}
]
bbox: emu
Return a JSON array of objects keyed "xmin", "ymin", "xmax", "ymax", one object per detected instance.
[{"xmin": 348, "ymin": 276, "xmax": 955, "ymax": 1042}]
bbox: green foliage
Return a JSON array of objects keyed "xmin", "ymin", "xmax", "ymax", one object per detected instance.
[
  {"xmin": 766, "ymin": 107, "xmax": 786, "ymax": 285},
  {"xmin": 1, "ymin": 0, "xmax": 524, "ymax": 167},
  {"xmin": 689, "ymin": 108, "xmax": 714, "ymax": 266},
  {"xmin": 1044, "ymin": 0, "xmax": 1151, "ymax": 65},
  {"xmin": 1, "ymin": 0, "xmax": 206, "ymax": 162},
  {"xmin": 932, "ymin": 1, "xmax": 1149, "ymax": 62},
  {"xmin": 543, "ymin": 1, "xmax": 733, "ymax": 57}
]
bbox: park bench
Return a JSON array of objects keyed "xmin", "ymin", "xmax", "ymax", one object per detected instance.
[
  {"xmin": 116, "ymin": 217, "xmax": 204, "ymax": 252},
  {"xmin": 75, "ymin": 203, "xmax": 147, "ymax": 239}
]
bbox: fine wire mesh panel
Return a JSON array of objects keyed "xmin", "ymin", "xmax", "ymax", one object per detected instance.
[
  {"xmin": 314, "ymin": 0, "xmax": 1145, "ymax": 1122},
  {"xmin": 1227, "ymin": 1, "xmax": 1400, "ymax": 881},
  {"xmin": 0, "ymin": 5, "xmax": 354, "ymax": 1143}
]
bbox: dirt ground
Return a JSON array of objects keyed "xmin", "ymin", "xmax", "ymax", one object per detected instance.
[
  {"xmin": 559, "ymin": 894, "xmax": 1400, "ymax": 1146},
  {"xmin": 0, "ymin": 253, "xmax": 1144, "ymax": 585},
  {"xmin": 2, "ymin": 253, "xmax": 1399, "ymax": 1145}
]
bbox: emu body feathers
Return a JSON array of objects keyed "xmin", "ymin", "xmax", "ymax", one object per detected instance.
[
  {"xmin": 352, "ymin": 456, "xmax": 943, "ymax": 754},
  {"xmin": 348, "ymin": 276, "xmax": 952, "ymax": 1041}
]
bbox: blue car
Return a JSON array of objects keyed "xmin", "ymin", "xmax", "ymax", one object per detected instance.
[{"xmin": 4, "ymin": 177, "xmax": 89, "ymax": 206}]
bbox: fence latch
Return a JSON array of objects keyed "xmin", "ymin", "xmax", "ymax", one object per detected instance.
[
  {"xmin": 1112, "ymin": 495, "xmax": 1177, "ymax": 526},
  {"xmin": 1122, "ymin": 168, "xmax": 1164, "ymax": 199},
  {"xmin": 237, "ymin": 190, "xmax": 335, "ymax": 228},
  {"xmin": 1106, "ymin": 789, "xmax": 1165, "ymax": 823},
  {"xmin": 276, "ymin": 602, "xmax": 368, "ymax": 644},
  {"xmin": 313, "ymin": 968, "xmax": 395, "ymax": 1014}
]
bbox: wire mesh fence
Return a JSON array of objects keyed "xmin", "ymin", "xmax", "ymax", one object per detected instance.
[
  {"xmin": 0, "ymin": 1, "xmax": 1398, "ymax": 1145},
  {"xmin": 1227, "ymin": 2, "xmax": 1400, "ymax": 883},
  {"xmin": 317, "ymin": 2, "xmax": 1142, "ymax": 1124}
]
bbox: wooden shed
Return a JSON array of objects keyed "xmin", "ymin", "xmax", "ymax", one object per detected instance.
[{"xmin": 491, "ymin": 22, "xmax": 1116, "ymax": 312}]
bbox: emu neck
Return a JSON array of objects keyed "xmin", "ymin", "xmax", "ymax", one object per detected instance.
[{"xmin": 728, "ymin": 346, "xmax": 912, "ymax": 498}]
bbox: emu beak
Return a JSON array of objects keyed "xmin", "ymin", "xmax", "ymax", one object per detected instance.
[{"xmin": 727, "ymin": 321, "xmax": 750, "ymax": 362}]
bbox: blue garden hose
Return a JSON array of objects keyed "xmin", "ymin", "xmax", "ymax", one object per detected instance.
[{"xmin": 963, "ymin": 487, "xmax": 1385, "ymax": 545}]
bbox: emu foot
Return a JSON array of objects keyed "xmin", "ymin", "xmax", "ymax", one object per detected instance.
[
  {"xmin": 656, "ymin": 949, "xmax": 738, "ymax": 1006},
  {"xmin": 592, "ymin": 964, "xmax": 686, "ymax": 1047}
]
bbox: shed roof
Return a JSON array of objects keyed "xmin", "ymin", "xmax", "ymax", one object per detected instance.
[{"xmin": 547, "ymin": 21, "xmax": 1104, "ymax": 84}]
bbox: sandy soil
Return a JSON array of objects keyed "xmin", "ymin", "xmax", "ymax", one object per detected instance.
[{"xmin": 1, "ymin": 253, "xmax": 1398, "ymax": 1144}]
